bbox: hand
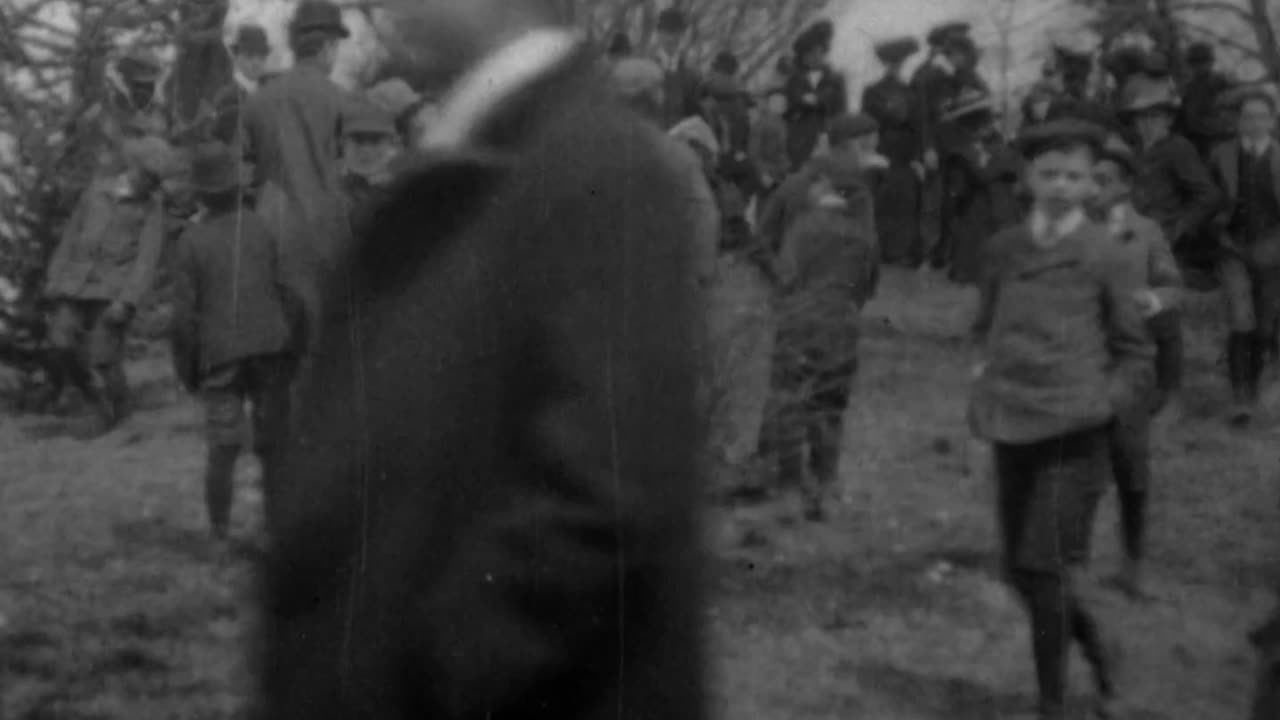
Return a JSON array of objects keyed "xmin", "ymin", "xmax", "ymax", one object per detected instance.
[
  {"xmin": 1133, "ymin": 289, "xmax": 1162, "ymax": 318},
  {"xmin": 103, "ymin": 301, "xmax": 133, "ymax": 325},
  {"xmin": 923, "ymin": 150, "xmax": 939, "ymax": 171}
]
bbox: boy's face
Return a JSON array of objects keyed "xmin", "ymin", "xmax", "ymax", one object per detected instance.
[
  {"xmin": 1091, "ymin": 158, "xmax": 1130, "ymax": 210},
  {"xmin": 236, "ymin": 52, "xmax": 268, "ymax": 82},
  {"xmin": 1239, "ymin": 98, "xmax": 1276, "ymax": 140},
  {"xmin": 1025, "ymin": 145, "xmax": 1095, "ymax": 217},
  {"xmin": 343, "ymin": 134, "xmax": 396, "ymax": 177}
]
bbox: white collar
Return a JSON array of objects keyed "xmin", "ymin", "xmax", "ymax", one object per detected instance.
[
  {"xmin": 1030, "ymin": 207, "xmax": 1085, "ymax": 246},
  {"xmin": 234, "ymin": 69, "xmax": 258, "ymax": 94},
  {"xmin": 422, "ymin": 28, "xmax": 580, "ymax": 150}
]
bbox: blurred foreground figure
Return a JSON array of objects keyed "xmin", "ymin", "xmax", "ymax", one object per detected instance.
[{"xmin": 257, "ymin": 2, "xmax": 708, "ymax": 719}]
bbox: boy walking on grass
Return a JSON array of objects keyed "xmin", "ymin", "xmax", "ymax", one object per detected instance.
[
  {"xmin": 1091, "ymin": 134, "xmax": 1184, "ymax": 602},
  {"xmin": 971, "ymin": 119, "xmax": 1155, "ymax": 719},
  {"xmin": 170, "ymin": 142, "xmax": 305, "ymax": 541}
]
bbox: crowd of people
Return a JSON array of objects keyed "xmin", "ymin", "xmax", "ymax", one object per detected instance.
[{"xmin": 12, "ymin": 0, "xmax": 1280, "ymax": 717}]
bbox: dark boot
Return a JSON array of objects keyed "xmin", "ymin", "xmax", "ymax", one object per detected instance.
[{"xmin": 204, "ymin": 444, "xmax": 241, "ymax": 539}]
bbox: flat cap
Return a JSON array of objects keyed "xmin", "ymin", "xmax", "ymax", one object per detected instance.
[
  {"xmin": 828, "ymin": 113, "xmax": 880, "ymax": 145},
  {"xmin": 874, "ymin": 36, "xmax": 921, "ymax": 64},
  {"xmin": 1015, "ymin": 117, "xmax": 1106, "ymax": 159},
  {"xmin": 927, "ymin": 21, "xmax": 970, "ymax": 48}
]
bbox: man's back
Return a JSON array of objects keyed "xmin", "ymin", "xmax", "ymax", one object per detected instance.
[{"xmin": 261, "ymin": 43, "xmax": 706, "ymax": 720}]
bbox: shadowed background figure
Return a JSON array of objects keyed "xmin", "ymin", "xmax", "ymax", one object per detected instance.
[{"xmin": 255, "ymin": 1, "xmax": 708, "ymax": 719}]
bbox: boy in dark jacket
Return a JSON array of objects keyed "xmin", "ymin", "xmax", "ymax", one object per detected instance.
[
  {"xmin": 770, "ymin": 152, "xmax": 878, "ymax": 521},
  {"xmin": 971, "ymin": 119, "xmax": 1154, "ymax": 719},
  {"xmin": 1091, "ymin": 134, "xmax": 1184, "ymax": 601},
  {"xmin": 170, "ymin": 142, "xmax": 304, "ymax": 540}
]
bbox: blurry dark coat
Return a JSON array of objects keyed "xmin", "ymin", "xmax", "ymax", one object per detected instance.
[
  {"xmin": 169, "ymin": 208, "xmax": 298, "ymax": 380},
  {"xmin": 750, "ymin": 107, "xmax": 790, "ymax": 183},
  {"xmin": 1131, "ymin": 133, "xmax": 1223, "ymax": 255},
  {"xmin": 783, "ymin": 65, "xmax": 847, "ymax": 167},
  {"xmin": 653, "ymin": 48, "xmax": 701, "ymax": 128},
  {"xmin": 1210, "ymin": 139, "xmax": 1280, "ymax": 267},
  {"xmin": 862, "ymin": 73, "xmax": 923, "ymax": 263},
  {"xmin": 1180, "ymin": 70, "xmax": 1234, "ymax": 157},
  {"xmin": 259, "ymin": 40, "xmax": 706, "ymax": 720},
  {"xmin": 45, "ymin": 176, "xmax": 166, "ymax": 307},
  {"xmin": 942, "ymin": 133, "xmax": 1023, "ymax": 284},
  {"xmin": 243, "ymin": 62, "xmax": 351, "ymax": 335}
]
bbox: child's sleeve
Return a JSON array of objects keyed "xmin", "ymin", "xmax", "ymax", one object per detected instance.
[{"xmin": 1099, "ymin": 245, "xmax": 1157, "ymax": 414}]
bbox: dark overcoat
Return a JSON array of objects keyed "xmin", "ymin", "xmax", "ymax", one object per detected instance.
[
  {"xmin": 862, "ymin": 74, "xmax": 923, "ymax": 264},
  {"xmin": 783, "ymin": 66, "xmax": 847, "ymax": 168},
  {"xmin": 941, "ymin": 135, "xmax": 1023, "ymax": 284},
  {"xmin": 258, "ymin": 45, "xmax": 707, "ymax": 720}
]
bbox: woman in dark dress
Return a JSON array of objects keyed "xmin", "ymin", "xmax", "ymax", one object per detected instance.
[
  {"xmin": 861, "ymin": 36, "xmax": 924, "ymax": 266},
  {"xmin": 783, "ymin": 20, "xmax": 847, "ymax": 168}
]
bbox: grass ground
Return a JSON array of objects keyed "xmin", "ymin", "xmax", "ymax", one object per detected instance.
[{"xmin": 1, "ymin": 265, "xmax": 1274, "ymax": 719}]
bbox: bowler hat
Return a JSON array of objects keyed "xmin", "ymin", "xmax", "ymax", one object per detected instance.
[
  {"xmin": 188, "ymin": 142, "xmax": 240, "ymax": 194},
  {"xmin": 1097, "ymin": 134, "xmax": 1137, "ymax": 175},
  {"xmin": 232, "ymin": 23, "xmax": 270, "ymax": 57},
  {"xmin": 344, "ymin": 103, "xmax": 396, "ymax": 137},
  {"xmin": 874, "ymin": 36, "xmax": 920, "ymax": 65},
  {"xmin": 1015, "ymin": 117, "xmax": 1106, "ymax": 159},
  {"xmin": 290, "ymin": 0, "xmax": 349, "ymax": 39},
  {"xmin": 656, "ymin": 8, "xmax": 688, "ymax": 34},
  {"xmin": 1186, "ymin": 42, "xmax": 1214, "ymax": 67},
  {"xmin": 828, "ymin": 113, "xmax": 879, "ymax": 145},
  {"xmin": 1119, "ymin": 75, "xmax": 1180, "ymax": 115},
  {"xmin": 940, "ymin": 86, "xmax": 993, "ymax": 123},
  {"xmin": 927, "ymin": 21, "xmax": 970, "ymax": 49}
]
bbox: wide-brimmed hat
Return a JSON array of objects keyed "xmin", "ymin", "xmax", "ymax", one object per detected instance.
[
  {"xmin": 656, "ymin": 8, "xmax": 688, "ymax": 34},
  {"xmin": 290, "ymin": 0, "xmax": 349, "ymax": 38},
  {"xmin": 874, "ymin": 36, "xmax": 920, "ymax": 65},
  {"xmin": 231, "ymin": 23, "xmax": 270, "ymax": 57},
  {"xmin": 926, "ymin": 21, "xmax": 970, "ymax": 49},
  {"xmin": 344, "ymin": 102, "xmax": 396, "ymax": 137},
  {"xmin": 188, "ymin": 142, "xmax": 240, "ymax": 194},
  {"xmin": 941, "ymin": 86, "xmax": 993, "ymax": 122},
  {"xmin": 828, "ymin": 113, "xmax": 879, "ymax": 145},
  {"xmin": 1120, "ymin": 75, "xmax": 1180, "ymax": 115},
  {"xmin": 1015, "ymin": 117, "xmax": 1106, "ymax": 159}
]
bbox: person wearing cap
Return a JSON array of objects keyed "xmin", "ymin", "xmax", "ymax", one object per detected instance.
[
  {"xmin": 1179, "ymin": 42, "xmax": 1234, "ymax": 159},
  {"xmin": 768, "ymin": 149, "xmax": 878, "ymax": 521},
  {"xmin": 971, "ymin": 118, "xmax": 1152, "ymax": 720},
  {"xmin": 243, "ymin": 0, "xmax": 352, "ymax": 351},
  {"xmin": 43, "ymin": 146, "xmax": 167, "ymax": 437},
  {"xmin": 209, "ymin": 23, "xmax": 272, "ymax": 146},
  {"xmin": 935, "ymin": 87, "xmax": 1022, "ymax": 284},
  {"xmin": 783, "ymin": 19, "xmax": 847, "ymax": 169},
  {"xmin": 863, "ymin": 35, "xmax": 925, "ymax": 266},
  {"xmin": 259, "ymin": 1, "xmax": 707, "ymax": 717},
  {"xmin": 1208, "ymin": 86, "xmax": 1280, "ymax": 424},
  {"xmin": 652, "ymin": 7, "xmax": 700, "ymax": 128},
  {"xmin": 106, "ymin": 47, "xmax": 167, "ymax": 130},
  {"xmin": 1120, "ymin": 75, "xmax": 1223, "ymax": 284},
  {"xmin": 170, "ymin": 141, "xmax": 304, "ymax": 542},
  {"xmin": 1089, "ymin": 133, "xmax": 1183, "ymax": 601}
]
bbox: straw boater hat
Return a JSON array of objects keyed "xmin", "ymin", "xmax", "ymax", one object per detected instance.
[
  {"xmin": 874, "ymin": 36, "xmax": 920, "ymax": 65},
  {"xmin": 290, "ymin": 0, "xmax": 349, "ymax": 38},
  {"xmin": 941, "ymin": 86, "xmax": 994, "ymax": 123}
]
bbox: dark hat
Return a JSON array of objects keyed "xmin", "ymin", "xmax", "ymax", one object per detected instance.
[
  {"xmin": 656, "ymin": 8, "xmax": 688, "ymax": 33},
  {"xmin": 807, "ymin": 150, "xmax": 865, "ymax": 192},
  {"xmin": 232, "ymin": 23, "xmax": 270, "ymax": 57},
  {"xmin": 607, "ymin": 32, "xmax": 632, "ymax": 58},
  {"xmin": 1097, "ymin": 134, "xmax": 1137, "ymax": 175},
  {"xmin": 1119, "ymin": 75, "xmax": 1180, "ymax": 115},
  {"xmin": 1186, "ymin": 42, "xmax": 1214, "ymax": 66},
  {"xmin": 927, "ymin": 21, "xmax": 970, "ymax": 49},
  {"xmin": 344, "ymin": 102, "xmax": 396, "ymax": 137},
  {"xmin": 940, "ymin": 86, "xmax": 993, "ymax": 122},
  {"xmin": 711, "ymin": 51, "xmax": 739, "ymax": 76},
  {"xmin": 1015, "ymin": 117, "xmax": 1106, "ymax": 159},
  {"xmin": 1102, "ymin": 45, "xmax": 1147, "ymax": 77},
  {"xmin": 1140, "ymin": 50, "xmax": 1170, "ymax": 77},
  {"xmin": 290, "ymin": 0, "xmax": 349, "ymax": 39},
  {"xmin": 942, "ymin": 32, "xmax": 978, "ymax": 57},
  {"xmin": 794, "ymin": 20, "xmax": 835, "ymax": 58},
  {"xmin": 874, "ymin": 36, "xmax": 920, "ymax": 64},
  {"xmin": 188, "ymin": 142, "xmax": 240, "ymax": 194},
  {"xmin": 116, "ymin": 48, "xmax": 164, "ymax": 83},
  {"xmin": 828, "ymin": 113, "xmax": 880, "ymax": 145}
]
